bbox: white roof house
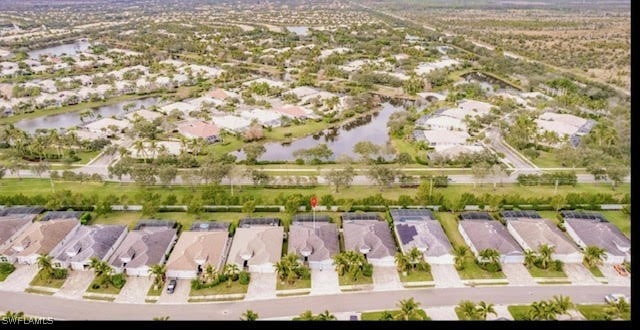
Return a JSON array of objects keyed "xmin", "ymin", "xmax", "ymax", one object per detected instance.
[
  {"xmin": 456, "ymin": 100, "xmax": 494, "ymax": 115},
  {"xmin": 415, "ymin": 58, "xmax": 460, "ymax": 75},
  {"xmin": 211, "ymin": 115, "xmax": 251, "ymax": 132},
  {"xmin": 506, "ymin": 217, "xmax": 582, "ymax": 264},
  {"xmin": 421, "ymin": 130, "xmax": 470, "ymax": 147},
  {"xmin": 420, "ymin": 115, "xmax": 467, "ymax": 131},
  {"xmin": 125, "ymin": 109, "xmax": 163, "ymax": 122},
  {"xmin": 535, "ymin": 112, "xmax": 593, "ymax": 138},
  {"xmin": 431, "ymin": 144, "xmax": 485, "ymax": 157},
  {"xmin": 288, "ymin": 86, "xmax": 320, "ymax": 99},
  {"xmin": 242, "ymin": 78, "xmax": 285, "ymax": 89},
  {"xmin": 240, "ymin": 109, "xmax": 282, "ymax": 127},
  {"xmin": 84, "ymin": 118, "xmax": 131, "ymax": 133},
  {"xmin": 159, "ymin": 102, "xmax": 197, "ymax": 115},
  {"xmin": 128, "ymin": 141, "xmax": 182, "ymax": 158}
]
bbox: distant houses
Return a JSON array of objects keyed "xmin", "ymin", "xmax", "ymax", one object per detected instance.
[{"xmin": 176, "ymin": 120, "xmax": 221, "ymax": 143}]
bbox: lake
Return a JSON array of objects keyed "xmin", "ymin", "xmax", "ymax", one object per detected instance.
[
  {"xmin": 232, "ymin": 102, "xmax": 402, "ymax": 161},
  {"xmin": 15, "ymin": 97, "xmax": 160, "ymax": 133},
  {"xmin": 28, "ymin": 39, "xmax": 91, "ymax": 60},
  {"xmin": 287, "ymin": 26, "xmax": 309, "ymax": 36}
]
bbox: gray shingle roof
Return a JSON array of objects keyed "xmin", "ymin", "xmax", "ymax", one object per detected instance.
[
  {"xmin": 288, "ymin": 221, "xmax": 339, "ymax": 262},
  {"xmin": 54, "ymin": 224, "xmax": 127, "ymax": 263},
  {"xmin": 108, "ymin": 226, "xmax": 177, "ymax": 268},
  {"xmin": 460, "ymin": 220, "xmax": 523, "ymax": 256},
  {"xmin": 394, "ymin": 220, "xmax": 452, "ymax": 257},
  {"xmin": 343, "ymin": 220, "xmax": 397, "ymax": 259},
  {"xmin": 0, "ymin": 214, "xmax": 36, "ymax": 246},
  {"xmin": 565, "ymin": 218, "xmax": 630, "ymax": 257}
]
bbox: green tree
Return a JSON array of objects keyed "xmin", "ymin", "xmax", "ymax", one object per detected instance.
[
  {"xmin": 324, "ymin": 166, "xmax": 355, "ymax": 193},
  {"xmin": 453, "ymin": 246, "xmax": 468, "ymax": 270},
  {"xmin": 604, "ymin": 297, "xmax": 630, "ymax": 320},
  {"xmin": 148, "ymin": 264, "xmax": 167, "ymax": 290},
  {"xmin": 456, "ymin": 300, "xmax": 480, "ymax": 320},
  {"xmin": 395, "ymin": 297, "xmax": 423, "ymax": 320},
  {"xmin": 379, "ymin": 310, "xmax": 394, "ymax": 320},
  {"xmin": 36, "ymin": 254, "xmax": 54, "ymax": 279},
  {"xmin": 537, "ymin": 244, "xmax": 555, "ymax": 270},
  {"xmin": 476, "ymin": 301, "xmax": 497, "ymax": 320},
  {"xmin": 241, "ymin": 310, "xmax": 259, "ymax": 321},
  {"xmin": 582, "ymin": 245, "xmax": 607, "ymax": 268},
  {"xmin": 242, "ymin": 200, "xmax": 256, "ymax": 214},
  {"xmin": 243, "ymin": 144, "xmax": 266, "ymax": 165}
]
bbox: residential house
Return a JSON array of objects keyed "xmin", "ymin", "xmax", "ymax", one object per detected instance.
[
  {"xmin": 176, "ymin": 120, "xmax": 221, "ymax": 143},
  {"xmin": 0, "ymin": 214, "xmax": 38, "ymax": 253},
  {"xmin": 457, "ymin": 212, "xmax": 524, "ymax": 263},
  {"xmin": 166, "ymin": 222, "xmax": 231, "ymax": 279},
  {"xmin": 51, "ymin": 224, "xmax": 127, "ymax": 270},
  {"xmin": 226, "ymin": 218, "xmax": 283, "ymax": 273},
  {"xmin": 560, "ymin": 211, "xmax": 630, "ymax": 264},
  {"xmin": 341, "ymin": 213, "xmax": 397, "ymax": 266},
  {"xmin": 390, "ymin": 209, "xmax": 454, "ymax": 264},
  {"xmin": 288, "ymin": 214, "xmax": 339, "ymax": 270}
]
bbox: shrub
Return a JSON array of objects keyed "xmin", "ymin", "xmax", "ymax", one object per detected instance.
[
  {"xmin": 553, "ymin": 260, "xmax": 563, "ymax": 272},
  {"xmin": 110, "ymin": 274, "xmax": 126, "ymax": 289},
  {"xmin": 238, "ymin": 271, "xmax": 251, "ymax": 285},
  {"xmin": 191, "ymin": 279, "xmax": 202, "ymax": 290},
  {"xmin": 0, "ymin": 262, "xmax": 16, "ymax": 273},
  {"xmin": 92, "ymin": 283, "xmax": 100, "ymax": 290},
  {"xmin": 362, "ymin": 263, "xmax": 374, "ymax": 277},
  {"xmin": 483, "ymin": 262, "xmax": 501, "ymax": 273},
  {"xmin": 79, "ymin": 212, "xmax": 92, "ymax": 225},
  {"xmin": 51, "ymin": 268, "xmax": 68, "ymax": 280}
]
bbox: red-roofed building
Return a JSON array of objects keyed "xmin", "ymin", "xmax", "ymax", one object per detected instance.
[
  {"xmin": 208, "ymin": 88, "xmax": 237, "ymax": 100},
  {"xmin": 273, "ymin": 105, "xmax": 310, "ymax": 119},
  {"xmin": 176, "ymin": 120, "xmax": 221, "ymax": 143}
]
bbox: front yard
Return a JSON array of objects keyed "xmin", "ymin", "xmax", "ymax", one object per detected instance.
[
  {"xmin": 0, "ymin": 263, "xmax": 16, "ymax": 281},
  {"xmin": 398, "ymin": 270, "xmax": 433, "ymax": 283},
  {"xmin": 507, "ymin": 305, "xmax": 532, "ymax": 320},
  {"xmin": 276, "ymin": 278, "xmax": 311, "ymax": 291},
  {"xmin": 361, "ymin": 309, "xmax": 430, "ymax": 320},
  {"xmin": 457, "ymin": 259, "xmax": 506, "ymax": 280},
  {"xmin": 526, "ymin": 265, "xmax": 568, "ymax": 278},
  {"xmin": 338, "ymin": 274, "xmax": 373, "ymax": 286},
  {"xmin": 86, "ymin": 278, "xmax": 125, "ymax": 295},
  {"xmin": 189, "ymin": 281, "xmax": 248, "ymax": 296},
  {"xmin": 29, "ymin": 269, "xmax": 67, "ymax": 288},
  {"xmin": 576, "ymin": 304, "xmax": 631, "ymax": 320}
]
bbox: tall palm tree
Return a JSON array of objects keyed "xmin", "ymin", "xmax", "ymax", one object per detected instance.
[
  {"xmin": 395, "ymin": 252, "xmax": 410, "ymax": 273},
  {"xmin": 274, "ymin": 259, "xmax": 290, "ymax": 283},
  {"xmin": 133, "ymin": 140, "xmax": 147, "ymax": 160},
  {"xmin": 478, "ymin": 248, "xmax": 501, "ymax": 265},
  {"xmin": 88, "ymin": 256, "xmax": 112, "ymax": 279},
  {"xmin": 523, "ymin": 249, "xmax": 537, "ymax": 268},
  {"xmin": 296, "ymin": 310, "xmax": 315, "ymax": 321},
  {"xmin": 551, "ymin": 295, "xmax": 573, "ymax": 316},
  {"xmin": 453, "ymin": 245, "xmax": 468, "ymax": 270},
  {"xmin": 316, "ymin": 310, "xmax": 336, "ymax": 321},
  {"xmin": 379, "ymin": 310, "xmax": 394, "ymax": 320},
  {"xmin": 604, "ymin": 297, "xmax": 630, "ymax": 320},
  {"xmin": 528, "ymin": 300, "xmax": 557, "ymax": 320},
  {"xmin": 537, "ymin": 244, "xmax": 555, "ymax": 270},
  {"xmin": 582, "ymin": 245, "xmax": 607, "ymax": 268},
  {"xmin": 457, "ymin": 300, "xmax": 480, "ymax": 320},
  {"xmin": 333, "ymin": 253, "xmax": 349, "ymax": 276},
  {"xmin": 148, "ymin": 264, "xmax": 167, "ymax": 289},
  {"xmin": 395, "ymin": 297, "xmax": 423, "ymax": 320},
  {"xmin": 476, "ymin": 301, "xmax": 497, "ymax": 320},
  {"xmin": 407, "ymin": 247, "xmax": 424, "ymax": 270},
  {"xmin": 36, "ymin": 254, "xmax": 54, "ymax": 279},
  {"xmin": 240, "ymin": 310, "xmax": 259, "ymax": 321}
]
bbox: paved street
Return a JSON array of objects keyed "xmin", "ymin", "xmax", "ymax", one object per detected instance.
[{"xmin": 0, "ymin": 285, "xmax": 629, "ymax": 320}]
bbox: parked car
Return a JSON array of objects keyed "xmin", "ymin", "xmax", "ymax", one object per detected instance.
[
  {"xmin": 167, "ymin": 279, "xmax": 177, "ymax": 294},
  {"xmin": 604, "ymin": 293, "xmax": 629, "ymax": 304},
  {"xmin": 613, "ymin": 264, "xmax": 629, "ymax": 277}
]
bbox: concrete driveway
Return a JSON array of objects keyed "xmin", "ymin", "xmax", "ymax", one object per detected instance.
[
  {"xmin": 487, "ymin": 305, "xmax": 514, "ymax": 320},
  {"xmin": 502, "ymin": 264, "xmax": 536, "ymax": 286},
  {"xmin": 564, "ymin": 264, "xmax": 599, "ymax": 285},
  {"xmin": 431, "ymin": 264, "xmax": 464, "ymax": 288},
  {"xmin": 157, "ymin": 279, "xmax": 190, "ymax": 304},
  {"xmin": 245, "ymin": 273, "xmax": 276, "ymax": 301},
  {"xmin": 372, "ymin": 266, "xmax": 402, "ymax": 291},
  {"xmin": 54, "ymin": 271, "xmax": 94, "ymax": 300},
  {"xmin": 310, "ymin": 268, "xmax": 340, "ymax": 295},
  {"xmin": 114, "ymin": 276, "xmax": 153, "ymax": 304},
  {"xmin": 424, "ymin": 306, "xmax": 458, "ymax": 320},
  {"xmin": 0, "ymin": 264, "xmax": 39, "ymax": 292},
  {"xmin": 600, "ymin": 264, "xmax": 631, "ymax": 286}
]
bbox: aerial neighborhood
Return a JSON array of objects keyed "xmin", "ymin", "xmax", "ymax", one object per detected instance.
[{"xmin": 0, "ymin": 0, "xmax": 630, "ymax": 322}]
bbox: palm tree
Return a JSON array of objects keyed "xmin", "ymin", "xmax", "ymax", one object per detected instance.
[
  {"xmin": 36, "ymin": 254, "xmax": 54, "ymax": 279},
  {"xmin": 457, "ymin": 300, "xmax": 480, "ymax": 320},
  {"xmin": 551, "ymin": 295, "xmax": 573, "ymax": 316},
  {"xmin": 316, "ymin": 310, "xmax": 336, "ymax": 320},
  {"xmin": 528, "ymin": 300, "xmax": 557, "ymax": 320},
  {"xmin": 133, "ymin": 140, "xmax": 147, "ymax": 159},
  {"xmin": 453, "ymin": 245, "xmax": 468, "ymax": 270},
  {"xmin": 537, "ymin": 244, "xmax": 555, "ymax": 270},
  {"xmin": 223, "ymin": 263, "xmax": 240, "ymax": 287},
  {"xmin": 476, "ymin": 301, "xmax": 497, "ymax": 320},
  {"xmin": 296, "ymin": 310, "xmax": 315, "ymax": 321},
  {"xmin": 203, "ymin": 264, "xmax": 217, "ymax": 283},
  {"xmin": 379, "ymin": 310, "xmax": 394, "ymax": 320},
  {"xmin": 148, "ymin": 264, "xmax": 167, "ymax": 289},
  {"xmin": 395, "ymin": 297, "xmax": 423, "ymax": 320},
  {"xmin": 478, "ymin": 248, "xmax": 501, "ymax": 265},
  {"xmin": 604, "ymin": 297, "xmax": 630, "ymax": 320},
  {"xmin": 333, "ymin": 253, "xmax": 349, "ymax": 276},
  {"xmin": 240, "ymin": 310, "xmax": 259, "ymax": 321},
  {"xmin": 407, "ymin": 247, "xmax": 424, "ymax": 271},
  {"xmin": 88, "ymin": 256, "xmax": 113, "ymax": 281},
  {"xmin": 523, "ymin": 249, "xmax": 537, "ymax": 268},
  {"xmin": 395, "ymin": 252, "xmax": 410, "ymax": 274},
  {"xmin": 582, "ymin": 245, "xmax": 607, "ymax": 268}
]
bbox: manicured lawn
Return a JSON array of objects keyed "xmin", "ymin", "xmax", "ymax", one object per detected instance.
[
  {"xmin": 434, "ymin": 212, "xmax": 465, "ymax": 247},
  {"xmin": 530, "ymin": 150, "xmax": 563, "ymax": 168},
  {"xmin": 507, "ymin": 305, "xmax": 532, "ymax": 320},
  {"xmin": 361, "ymin": 309, "xmax": 430, "ymax": 320},
  {"xmin": 338, "ymin": 274, "xmax": 373, "ymax": 286},
  {"xmin": 586, "ymin": 265, "xmax": 604, "ymax": 278},
  {"xmin": 526, "ymin": 265, "xmax": 568, "ymax": 278},
  {"xmin": 0, "ymin": 263, "xmax": 16, "ymax": 281},
  {"xmin": 276, "ymin": 278, "xmax": 311, "ymax": 290},
  {"xmin": 86, "ymin": 278, "xmax": 124, "ymax": 295},
  {"xmin": 147, "ymin": 284, "xmax": 163, "ymax": 296},
  {"xmin": 537, "ymin": 211, "xmax": 561, "ymax": 224},
  {"xmin": 189, "ymin": 281, "xmax": 248, "ymax": 296},
  {"xmin": 398, "ymin": 270, "xmax": 433, "ymax": 282},
  {"xmin": 599, "ymin": 211, "xmax": 630, "ymax": 238},
  {"xmin": 457, "ymin": 259, "xmax": 506, "ymax": 280},
  {"xmin": 29, "ymin": 269, "xmax": 67, "ymax": 288},
  {"xmin": 75, "ymin": 150, "xmax": 102, "ymax": 164},
  {"xmin": 576, "ymin": 304, "xmax": 630, "ymax": 320}
]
